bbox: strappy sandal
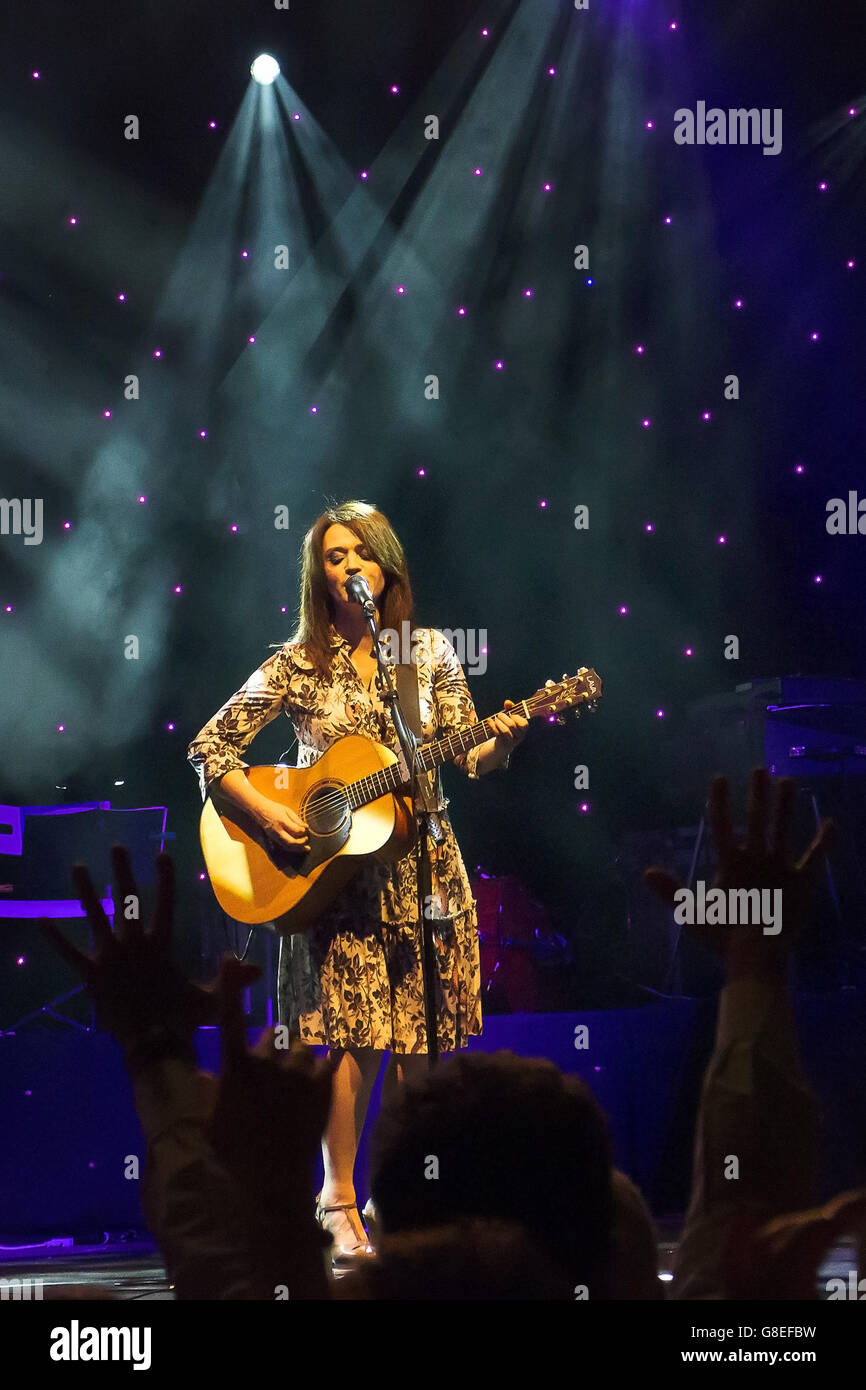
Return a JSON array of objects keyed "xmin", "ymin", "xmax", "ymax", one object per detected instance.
[
  {"xmin": 360, "ymin": 1197, "xmax": 380, "ymax": 1245},
  {"xmin": 315, "ymin": 1194, "xmax": 375, "ymax": 1268}
]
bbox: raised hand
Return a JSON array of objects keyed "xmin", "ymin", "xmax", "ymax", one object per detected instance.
[
  {"xmin": 643, "ymin": 769, "xmax": 833, "ymax": 971},
  {"xmin": 39, "ymin": 845, "xmax": 259, "ymax": 1046},
  {"xmin": 723, "ymin": 1187, "xmax": 866, "ymax": 1300},
  {"xmin": 206, "ymin": 955, "xmax": 336, "ymax": 1213}
]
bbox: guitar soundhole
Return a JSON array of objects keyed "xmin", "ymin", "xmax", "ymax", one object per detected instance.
[{"xmin": 303, "ymin": 781, "xmax": 350, "ymax": 836}]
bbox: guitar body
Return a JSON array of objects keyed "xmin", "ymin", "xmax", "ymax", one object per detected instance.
[
  {"xmin": 198, "ymin": 666, "xmax": 601, "ymax": 935},
  {"xmin": 200, "ymin": 735, "xmax": 415, "ymax": 933}
]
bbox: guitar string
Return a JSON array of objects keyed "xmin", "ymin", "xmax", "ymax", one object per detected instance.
[
  {"xmin": 289, "ymin": 683, "xmax": 595, "ymax": 822},
  {"xmin": 297, "ymin": 686, "xmax": 595, "ymax": 820},
  {"xmin": 303, "ymin": 715, "xmax": 502, "ymax": 819}
]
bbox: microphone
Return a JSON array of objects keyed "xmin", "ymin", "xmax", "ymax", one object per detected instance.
[{"xmin": 345, "ymin": 574, "xmax": 376, "ymax": 612}]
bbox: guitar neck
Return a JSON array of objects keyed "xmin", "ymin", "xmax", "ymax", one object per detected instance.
[
  {"xmin": 345, "ymin": 704, "xmax": 529, "ymax": 812},
  {"xmin": 342, "ymin": 666, "xmax": 601, "ymax": 811}
]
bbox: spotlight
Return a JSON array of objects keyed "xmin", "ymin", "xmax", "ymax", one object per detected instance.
[{"xmin": 251, "ymin": 54, "xmax": 280, "ymax": 85}]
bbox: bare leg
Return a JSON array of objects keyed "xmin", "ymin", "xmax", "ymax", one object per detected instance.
[
  {"xmin": 320, "ymin": 1047, "xmax": 384, "ymax": 1207},
  {"xmin": 380, "ymin": 1050, "xmax": 431, "ymax": 1111}
]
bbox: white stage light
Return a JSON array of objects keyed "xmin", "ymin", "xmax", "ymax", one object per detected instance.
[{"xmin": 251, "ymin": 54, "xmax": 280, "ymax": 85}]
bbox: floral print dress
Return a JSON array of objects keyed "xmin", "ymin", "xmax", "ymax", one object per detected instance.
[{"xmin": 187, "ymin": 626, "xmax": 484, "ymax": 1054}]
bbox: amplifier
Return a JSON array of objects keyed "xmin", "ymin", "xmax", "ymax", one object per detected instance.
[
  {"xmin": 0, "ymin": 801, "xmax": 169, "ymax": 1030},
  {"xmin": 666, "ymin": 675, "xmax": 866, "ymax": 810},
  {"xmin": 0, "ymin": 803, "xmax": 168, "ymax": 898}
]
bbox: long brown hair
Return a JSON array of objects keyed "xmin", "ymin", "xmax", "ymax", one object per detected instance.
[{"xmin": 289, "ymin": 501, "xmax": 414, "ymax": 674}]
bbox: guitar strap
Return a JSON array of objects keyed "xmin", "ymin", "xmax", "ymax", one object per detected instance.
[{"xmin": 394, "ymin": 661, "xmax": 445, "ymax": 823}]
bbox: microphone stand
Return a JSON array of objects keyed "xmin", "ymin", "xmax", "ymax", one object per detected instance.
[{"xmin": 353, "ymin": 594, "xmax": 441, "ymax": 1069}]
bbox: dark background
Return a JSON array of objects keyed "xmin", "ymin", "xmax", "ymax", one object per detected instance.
[{"xmin": 2, "ymin": 0, "xmax": 865, "ymax": 1001}]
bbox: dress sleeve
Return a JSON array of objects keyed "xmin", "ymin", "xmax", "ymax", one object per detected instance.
[
  {"xmin": 187, "ymin": 648, "xmax": 291, "ymax": 801},
  {"xmin": 428, "ymin": 629, "xmax": 484, "ymax": 779}
]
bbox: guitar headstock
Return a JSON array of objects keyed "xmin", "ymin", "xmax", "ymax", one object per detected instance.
[{"xmin": 527, "ymin": 668, "xmax": 603, "ymax": 724}]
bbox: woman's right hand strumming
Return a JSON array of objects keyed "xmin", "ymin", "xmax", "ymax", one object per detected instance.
[
  {"xmin": 255, "ymin": 800, "xmax": 311, "ymax": 853},
  {"xmin": 216, "ymin": 770, "xmax": 310, "ymax": 852}
]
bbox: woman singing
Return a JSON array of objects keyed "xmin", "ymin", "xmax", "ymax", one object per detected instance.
[{"xmin": 187, "ymin": 500, "xmax": 528, "ymax": 1268}]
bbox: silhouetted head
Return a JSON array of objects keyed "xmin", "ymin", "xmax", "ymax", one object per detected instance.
[{"xmin": 370, "ymin": 1050, "xmax": 613, "ymax": 1292}]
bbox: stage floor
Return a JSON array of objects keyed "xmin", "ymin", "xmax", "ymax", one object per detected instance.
[
  {"xmin": 2, "ymin": 997, "xmax": 864, "ymax": 1270},
  {"xmin": 0, "ymin": 1231, "xmax": 858, "ymax": 1299}
]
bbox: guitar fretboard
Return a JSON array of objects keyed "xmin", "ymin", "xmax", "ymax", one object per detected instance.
[
  {"xmin": 344, "ymin": 699, "xmax": 543, "ymax": 811},
  {"xmin": 340, "ymin": 668, "xmax": 599, "ymax": 811}
]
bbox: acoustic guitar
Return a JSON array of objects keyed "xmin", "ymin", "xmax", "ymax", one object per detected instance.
[{"xmin": 199, "ymin": 668, "xmax": 602, "ymax": 932}]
